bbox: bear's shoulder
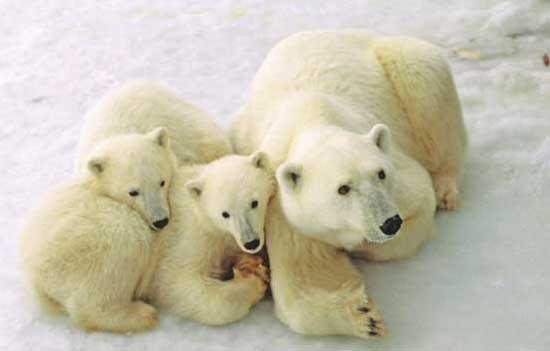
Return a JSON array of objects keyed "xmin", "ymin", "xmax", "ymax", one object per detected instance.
[{"xmin": 45, "ymin": 180, "xmax": 147, "ymax": 232}]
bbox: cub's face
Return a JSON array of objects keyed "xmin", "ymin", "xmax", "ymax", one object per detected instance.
[
  {"xmin": 186, "ymin": 152, "xmax": 276, "ymax": 253},
  {"xmin": 86, "ymin": 128, "xmax": 176, "ymax": 231},
  {"xmin": 277, "ymin": 124, "xmax": 402, "ymax": 250}
]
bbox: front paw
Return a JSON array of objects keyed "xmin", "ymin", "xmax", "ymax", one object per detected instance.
[
  {"xmin": 232, "ymin": 266, "xmax": 268, "ymax": 303},
  {"xmin": 231, "ymin": 253, "xmax": 270, "ymax": 283},
  {"xmin": 349, "ymin": 298, "xmax": 388, "ymax": 339}
]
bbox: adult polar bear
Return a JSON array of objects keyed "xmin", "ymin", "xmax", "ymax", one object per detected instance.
[{"xmin": 230, "ymin": 30, "xmax": 466, "ymax": 338}]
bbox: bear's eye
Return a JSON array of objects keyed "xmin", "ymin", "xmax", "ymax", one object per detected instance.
[
  {"xmin": 160, "ymin": 180, "xmax": 165, "ymax": 187},
  {"xmin": 378, "ymin": 170, "xmax": 386, "ymax": 180},
  {"xmin": 338, "ymin": 185, "xmax": 351, "ymax": 195},
  {"xmin": 129, "ymin": 190, "xmax": 140, "ymax": 197},
  {"xmin": 222, "ymin": 211, "xmax": 230, "ymax": 219},
  {"xmin": 251, "ymin": 200, "xmax": 258, "ymax": 209}
]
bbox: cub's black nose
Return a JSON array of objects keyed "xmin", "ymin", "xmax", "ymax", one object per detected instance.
[
  {"xmin": 380, "ymin": 215, "xmax": 402, "ymax": 236},
  {"xmin": 244, "ymin": 239, "xmax": 260, "ymax": 251},
  {"xmin": 153, "ymin": 218, "xmax": 169, "ymax": 230}
]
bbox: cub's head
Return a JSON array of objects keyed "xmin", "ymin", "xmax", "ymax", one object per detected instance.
[
  {"xmin": 185, "ymin": 152, "xmax": 276, "ymax": 253},
  {"xmin": 85, "ymin": 127, "xmax": 176, "ymax": 232},
  {"xmin": 276, "ymin": 124, "xmax": 402, "ymax": 250}
]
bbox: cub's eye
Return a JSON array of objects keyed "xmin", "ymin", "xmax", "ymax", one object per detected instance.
[
  {"xmin": 338, "ymin": 185, "xmax": 351, "ymax": 195},
  {"xmin": 378, "ymin": 170, "xmax": 386, "ymax": 180},
  {"xmin": 222, "ymin": 211, "xmax": 230, "ymax": 219},
  {"xmin": 251, "ymin": 200, "xmax": 258, "ymax": 209},
  {"xmin": 129, "ymin": 190, "xmax": 140, "ymax": 197},
  {"xmin": 160, "ymin": 180, "xmax": 165, "ymax": 187}
]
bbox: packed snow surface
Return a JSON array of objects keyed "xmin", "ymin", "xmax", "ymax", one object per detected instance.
[{"xmin": 1, "ymin": 1, "xmax": 550, "ymax": 350}]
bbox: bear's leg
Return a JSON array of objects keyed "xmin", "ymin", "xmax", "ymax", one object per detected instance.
[
  {"xmin": 67, "ymin": 298, "xmax": 159, "ymax": 333},
  {"xmin": 156, "ymin": 257, "xmax": 267, "ymax": 326},
  {"xmin": 62, "ymin": 250, "xmax": 159, "ymax": 333},
  {"xmin": 372, "ymin": 36, "xmax": 467, "ymax": 211},
  {"xmin": 32, "ymin": 287, "xmax": 62, "ymax": 315},
  {"xmin": 431, "ymin": 171, "xmax": 461, "ymax": 211},
  {"xmin": 267, "ymin": 202, "xmax": 387, "ymax": 339},
  {"xmin": 270, "ymin": 244, "xmax": 388, "ymax": 339}
]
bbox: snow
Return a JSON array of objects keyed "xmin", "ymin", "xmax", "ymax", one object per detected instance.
[{"xmin": 1, "ymin": 0, "xmax": 550, "ymax": 350}]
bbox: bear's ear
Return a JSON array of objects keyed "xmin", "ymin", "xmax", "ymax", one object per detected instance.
[
  {"xmin": 249, "ymin": 151, "xmax": 271, "ymax": 170},
  {"xmin": 147, "ymin": 127, "xmax": 170, "ymax": 148},
  {"xmin": 87, "ymin": 157, "xmax": 106, "ymax": 176},
  {"xmin": 366, "ymin": 124, "xmax": 391, "ymax": 154},
  {"xmin": 276, "ymin": 162, "xmax": 302, "ymax": 191},
  {"xmin": 185, "ymin": 178, "xmax": 203, "ymax": 199}
]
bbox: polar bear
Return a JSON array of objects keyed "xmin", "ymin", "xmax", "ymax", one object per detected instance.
[
  {"xmin": 183, "ymin": 151, "xmax": 276, "ymax": 254},
  {"xmin": 143, "ymin": 153, "xmax": 275, "ymax": 325},
  {"xmin": 75, "ymin": 82, "xmax": 271, "ymax": 254},
  {"xmin": 20, "ymin": 128, "xmax": 175, "ymax": 333},
  {"xmin": 230, "ymin": 30, "xmax": 466, "ymax": 338},
  {"xmin": 75, "ymin": 81, "xmax": 231, "ymax": 170}
]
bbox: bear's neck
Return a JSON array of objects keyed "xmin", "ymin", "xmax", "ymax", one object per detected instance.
[
  {"xmin": 259, "ymin": 92, "xmax": 380, "ymax": 168},
  {"xmin": 77, "ymin": 174, "xmax": 107, "ymax": 196}
]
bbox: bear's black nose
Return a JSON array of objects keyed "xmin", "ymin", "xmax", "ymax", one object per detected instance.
[
  {"xmin": 380, "ymin": 215, "xmax": 402, "ymax": 236},
  {"xmin": 244, "ymin": 239, "xmax": 260, "ymax": 250},
  {"xmin": 153, "ymin": 218, "xmax": 169, "ymax": 230}
]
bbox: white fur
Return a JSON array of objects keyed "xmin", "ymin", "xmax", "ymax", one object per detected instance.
[
  {"xmin": 143, "ymin": 158, "xmax": 275, "ymax": 325},
  {"xmin": 230, "ymin": 30, "xmax": 466, "ymax": 338},
  {"xmin": 76, "ymin": 81, "xmax": 275, "ymax": 253},
  {"xmin": 21, "ymin": 125, "xmax": 275, "ymax": 331},
  {"xmin": 184, "ymin": 152, "xmax": 276, "ymax": 254},
  {"xmin": 20, "ymin": 131, "xmax": 177, "ymax": 333},
  {"xmin": 76, "ymin": 81, "xmax": 232, "ymax": 170},
  {"xmin": 53, "ymin": 83, "xmax": 276, "ymax": 328}
]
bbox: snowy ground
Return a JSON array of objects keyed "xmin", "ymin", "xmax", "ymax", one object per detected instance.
[{"xmin": 1, "ymin": 0, "xmax": 550, "ymax": 350}]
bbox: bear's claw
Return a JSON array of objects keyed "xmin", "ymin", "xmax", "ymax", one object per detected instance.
[{"xmin": 351, "ymin": 299, "xmax": 388, "ymax": 339}]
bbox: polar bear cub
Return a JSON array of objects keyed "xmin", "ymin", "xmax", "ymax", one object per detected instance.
[
  {"xmin": 185, "ymin": 151, "xmax": 275, "ymax": 253},
  {"xmin": 76, "ymin": 81, "xmax": 232, "ymax": 170},
  {"xmin": 145, "ymin": 152, "xmax": 275, "ymax": 325},
  {"xmin": 20, "ymin": 128, "xmax": 175, "ymax": 333},
  {"xmin": 76, "ymin": 81, "xmax": 272, "ymax": 254}
]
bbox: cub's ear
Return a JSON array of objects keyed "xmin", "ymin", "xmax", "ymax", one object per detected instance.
[
  {"xmin": 147, "ymin": 127, "xmax": 170, "ymax": 148},
  {"xmin": 249, "ymin": 151, "xmax": 271, "ymax": 170},
  {"xmin": 185, "ymin": 178, "xmax": 204, "ymax": 199},
  {"xmin": 87, "ymin": 157, "xmax": 106, "ymax": 176},
  {"xmin": 366, "ymin": 124, "xmax": 391, "ymax": 154},
  {"xmin": 276, "ymin": 162, "xmax": 302, "ymax": 191}
]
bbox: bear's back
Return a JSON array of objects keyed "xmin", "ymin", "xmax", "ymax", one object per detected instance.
[
  {"xmin": 250, "ymin": 31, "xmax": 395, "ymax": 113},
  {"xmin": 76, "ymin": 81, "xmax": 232, "ymax": 170},
  {"xmin": 233, "ymin": 30, "xmax": 407, "ymax": 153},
  {"xmin": 20, "ymin": 180, "xmax": 153, "ymax": 300}
]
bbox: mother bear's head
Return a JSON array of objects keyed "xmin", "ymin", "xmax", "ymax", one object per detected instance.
[{"xmin": 276, "ymin": 124, "xmax": 403, "ymax": 250}]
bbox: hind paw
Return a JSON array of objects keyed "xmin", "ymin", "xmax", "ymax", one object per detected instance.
[{"xmin": 433, "ymin": 174, "xmax": 462, "ymax": 211}]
